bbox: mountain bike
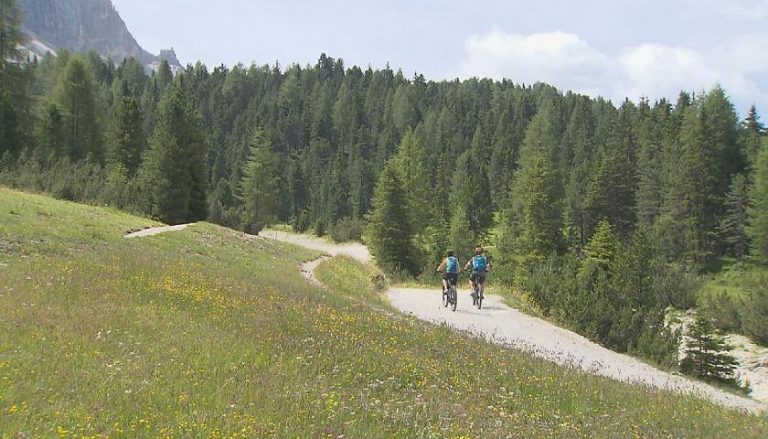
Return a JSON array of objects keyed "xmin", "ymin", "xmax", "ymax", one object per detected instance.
[
  {"xmin": 441, "ymin": 274, "xmax": 458, "ymax": 312},
  {"xmin": 470, "ymin": 272, "xmax": 485, "ymax": 310}
]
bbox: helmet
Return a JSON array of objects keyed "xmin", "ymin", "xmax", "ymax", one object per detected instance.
[
  {"xmin": 447, "ymin": 250, "xmax": 454, "ymax": 257},
  {"xmin": 475, "ymin": 245, "xmax": 483, "ymax": 255}
]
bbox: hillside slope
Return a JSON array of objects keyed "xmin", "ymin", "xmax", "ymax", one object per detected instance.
[{"xmin": 1, "ymin": 187, "xmax": 766, "ymax": 437}]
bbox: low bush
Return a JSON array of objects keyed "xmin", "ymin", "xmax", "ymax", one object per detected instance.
[{"xmin": 329, "ymin": 216, "xmax": 363, "ymax": 243}]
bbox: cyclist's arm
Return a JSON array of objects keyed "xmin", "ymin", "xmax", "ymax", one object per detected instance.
[
  {"xmin": 463, "ymin": 260, "xmax": 473, "ymax": 271},
  {"xmin": 436, "ymin": 259, "xmax": 446, "ymax": 273}
]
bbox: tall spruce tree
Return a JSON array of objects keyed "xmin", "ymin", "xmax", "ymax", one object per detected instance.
[
  {"xmin": 748, "ymin": 139, "xmax": 768, "ymax": 263},
  {"xmin": 504, "ymin": 104, "xmax": 563, "ymax": 272},
  {"xmin": 718, "ymin": 173, "xmax": 750, "ymax": 261},
  {"xmin": 742, "ymin": 105, "xmax": 765, "ymax": 169},
  {"xmin": 55, "ymin": 56, "xmax": 102, "ymax": 162},
  {"xmin": 107, "ymin": 87, "xmax": 145, "ymax": 175},
  {"xmin": 0, "ymin": 0, "xmax": 25, "ymax": 157},
  {"xmin": 584, "ymin": 103, "xmax": 637, "ymax": 239},
  {"xmin": 240, "ymin": 129, "xmax": 279, "ymax": 233},
  {"xmin": 680, "ymin": 315, "xmax": 739, "ymax": 385},
  {"xmin": 366, "ymin": 161, "xmax": 417, "ymax": 276},
  {"xmin": 562, "ymin": 96, "xmax": 597, "ymax": 246},
  {"xmin": 391, "ymin": 129, "xmax": 432, "ymax": 233},
  {"xmin": 635, "ymin": 100, "xmax": 668, "ymax": 229},
  {"xmin": 137, "ymin": 80, "xmax": 207, "ymax": 224}
]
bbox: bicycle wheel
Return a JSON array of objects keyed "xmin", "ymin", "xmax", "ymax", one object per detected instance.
[
  {"xmin": 477, "ymin": 284, "xmax": 484, "ymax": 309},
  {"xmin": 442, "ymin": 288, "xmax": 449, "ymax": 307},
  {"xmin": 450, "ymin": 285, "xmax": 457, "ymax": 311}
]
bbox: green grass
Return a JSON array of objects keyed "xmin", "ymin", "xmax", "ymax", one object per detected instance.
[
  {"xmin": 700, "ymin": 259, "xmax": 767, "ymax": 302},
  {"xmin": 1, "ymin": 187, "xmax": 767, "ymax": 437}
]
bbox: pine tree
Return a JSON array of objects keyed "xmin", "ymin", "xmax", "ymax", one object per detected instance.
[
  {"xmin": 680, "ymin": 315, "xmax": 739, "ymax": 385},
  {"xmin": 0, "ymin": 0, "xmax": 25, "ymax": 157},
  {"xmin": 391, "ymin": 129, "xmax": 432, "ymax": 233},
  {"xmin": 366, "ymin": 162, "xmax": 417, "ymax": 276},
  {"xmin": 240, "ymin": 129, "xmax": 279, "ymax": 233},
  {"xmin": 583, "ymin": 103, "xmax": 637, "ymax": 239},
  {"xmin": 583, "ymin": 219, "xmax": 618, "ymax": 269},
  {"xmin": 507, "ymin": 105, "xmax": 563, "ymax": 262},
  {"xmin": 0, "ymin": 0, "xmax": 23, "ymax": 69},
  {"xmin": 451, "ymin": 150, "xmax": 493, "ymax": 237},
  {"xmin": 748, "ymin": 139, "xmax": 768, "ymax": 263},
  {"xmin": 136, "ymin": 80, "xmax": 207, "ymax": 224},
  {"xmin": 742, "ymin": 105, "xmax": 765, "ymax": 169},
  {"xmin": 39, "ymin": 103, "xmax": 65, "ymax": 159},
  {"xmin": 659, "ymin": 105, "xmax": 710, "ymax": 262},
  {"xmin": 107, "ymin": 91, "xmax": 145, "ymax": 175},
  {"xmin": 635, "ymin": 100, "xmax": 669, "ymax": 229},
  {"xmin": 55, "ymin": 56, "xmax": 102, "ymax": 162},
  {"xmin": 718, "ymin": 173, "xmax": 749, "ymax": 261},
  {"xmin": 562, "ymin": 96, "xmax": 597, "ymax": 246}
]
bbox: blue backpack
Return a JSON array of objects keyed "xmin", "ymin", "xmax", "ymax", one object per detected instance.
[
  {"xmin": 472, "ymin": 255, "xmax": 487, "ymax": 271},
  {"xmin": 446, "ymin": 256, "xmax": 459, "ymax": 273}
]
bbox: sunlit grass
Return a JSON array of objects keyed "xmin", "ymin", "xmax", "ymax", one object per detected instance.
[{"xmin": 1, "ymin": 189, "xmax": 766, "ymax": 437}]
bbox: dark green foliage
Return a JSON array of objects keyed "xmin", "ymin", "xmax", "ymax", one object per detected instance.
[
  {"xmin": 742, "ymin": 105, "xmax": 765, "ymax": 169},
  {"xmin": 366, "ymin": 162, "xmax": 417, "ymax": 276},
  {"xmin": 240, "ymin": 129, "xmax": 278, "ymax": 234},
  {"xmin": 583, "ymin": 104, "xmax": 637, "ymax": 239},
  {"xmin": 54, "ymin": 56, "xmax": 102, "ymax": 162},
  {"xmin": 0, "ymin": 0, "xmax": 24, "ymax": 68},
  {"xmin": 107, "ymin": 94, "xmax": 145, "ymax": 175},
  {"xmin": 699, "ymin": 288, "xmax": 742, "ymax": 333},
  {"xmin": 292, "ymin": 210, "xmax": 312, "ymax": 233},
  {"xmin": 136, "ymin": 80, "xmax": 208, "ymax": 224},
  {"xmin": 748, "ymin": 139, "xmax": 768, "ymax": 262},
  {"xmin": 718, "ymin": 174, "xmax": 749, "ymax": 261},
  {"xmin": 329, "ymin": 217, "xmax": 363, "ymax": 243},
  {"xmin": 741, "ymin": 272, "xmax": 768, "ymax": 344},
  {"xmin": 505, "ymin": 105, "xmax": 563, "ymax": 276},
  {"xmin": 680, "ymin": 315, "xmax": 739, "ymax": 386},
  {"xmin": 0, "ymin": 0, "xmax": 30, "ymax": 158}
]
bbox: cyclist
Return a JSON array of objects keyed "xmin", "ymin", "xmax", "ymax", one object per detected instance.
[
  {"xmin": 464, "ymin": 245, "xmax": 489, "ymax": 300},
  {"xmin": 435, "ymin": 250, "xmax": 460, "ymax": 294}
]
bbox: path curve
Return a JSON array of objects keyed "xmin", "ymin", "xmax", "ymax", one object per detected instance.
[
  {"xmin": 259, "ymin": 230, "xmax": 371, "ymax": 263},
  {"xmin": 124, "ymin": 224, "xmax": 192, "ymax": 239}
]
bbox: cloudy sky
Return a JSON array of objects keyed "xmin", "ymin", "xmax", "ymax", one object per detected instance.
[{"xmin": 111, "ymin": 0, "xmax": 768, "ymax": 115}]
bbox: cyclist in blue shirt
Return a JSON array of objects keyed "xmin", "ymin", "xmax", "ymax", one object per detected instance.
[
  {"xmin": 464, "ymin": 244, "xmax": 489, "ymax": 297},
  {"xmin": 435, "ymin": 250, "xmax": 460, "ymax": 294}
]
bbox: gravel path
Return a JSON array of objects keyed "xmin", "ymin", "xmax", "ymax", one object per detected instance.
[
  {"xmin": 124, "ymin": 224, "xmax": 192, "ymax": 238},
  {"xmin": 259, "ymin": 230, "xmax": 371, "ymax": 263},
  {"xmin": 388, "ymin": 287, "xmax": 767, "ymax": 414}
]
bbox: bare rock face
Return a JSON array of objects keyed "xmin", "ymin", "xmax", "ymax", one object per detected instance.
[{"xmin": 18, "ymin": 0, "xmax": 181, "ymax": 70}]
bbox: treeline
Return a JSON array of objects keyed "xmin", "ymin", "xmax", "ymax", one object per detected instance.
[{"xmin": 1, "ymin": 1, "xmax": 767, "ymax": 368}]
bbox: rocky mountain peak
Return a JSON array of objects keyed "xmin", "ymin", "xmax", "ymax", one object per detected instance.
[{"xmin": 17, "ymin": 0, "xmax": 181, "ymax": 71}]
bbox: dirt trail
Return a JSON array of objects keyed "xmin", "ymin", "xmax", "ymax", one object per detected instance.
[
  {"xmin": 127, "ymin": 226, "xmax": 766, "ymax": 413},
  {"xmin": 388, "ymin": 287, "xmax": 766, "ymax": 413},
  {"xmin": 124, "ymin": 224, "xmax": 192, "ymax": 238},
  {"xmin": 259, "ymin": 230, "xmax": 371, "ymax": 263}
]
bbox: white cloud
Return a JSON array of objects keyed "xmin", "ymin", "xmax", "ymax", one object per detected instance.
[
  {"xmin": 459, "ymin": 29, "xmax": 768, "ymax": 113},
  {"xmin": 461, "ymin": 29, "xmax": 615, "ymax": 97}
]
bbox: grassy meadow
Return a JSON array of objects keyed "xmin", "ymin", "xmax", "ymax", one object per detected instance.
[{"xmin": 1, "ymin": 186, "xmax": 767, "ymax": 437}]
